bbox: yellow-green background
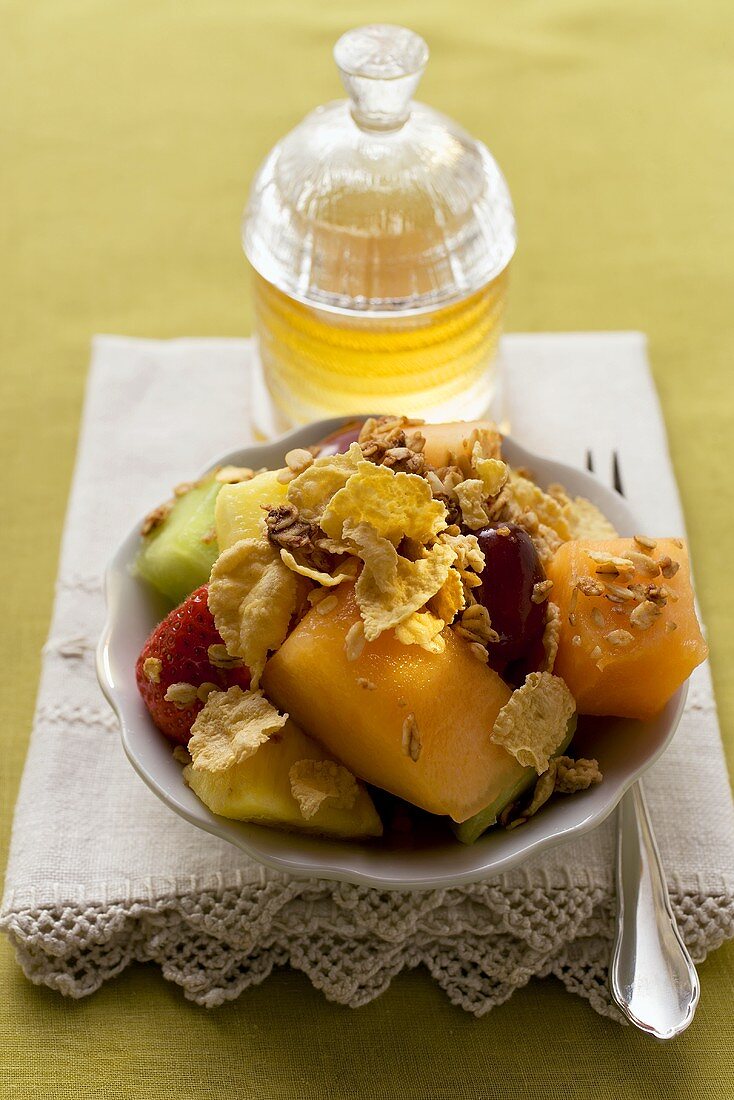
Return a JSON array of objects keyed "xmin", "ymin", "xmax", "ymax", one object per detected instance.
[{"xmin": 2, "ymin": 1, "xmax": 733, "ymax": 1096}]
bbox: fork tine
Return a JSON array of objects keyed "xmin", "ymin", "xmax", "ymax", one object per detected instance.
[
  {"xmin": 612, "ymin": 451, "xmax": 625, "ymax": 497},
  {"xmin": 585, "ymin": 449, "xmax": 594, "ymax": 473}
]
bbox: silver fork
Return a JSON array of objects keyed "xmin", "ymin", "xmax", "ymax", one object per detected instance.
[{"xmin": 585, "ymin": 449, "xmax": 699, "ymax": 1038}]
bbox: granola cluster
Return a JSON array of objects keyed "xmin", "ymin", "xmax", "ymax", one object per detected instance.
[
  {"xmin": 501, "ymin": 754, "xmax": 603, "ymax": 830},
  {"xmin": 358, "ymin": 416, "xmax": 427, "ymax": 474},
  {"xmin": 264, "ymin": 502, "xmax": 338, "ymax": 575}
]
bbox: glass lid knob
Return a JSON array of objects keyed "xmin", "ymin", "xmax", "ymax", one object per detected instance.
[{"xmin": 334, "ymin": 24, "xmax": 429, "ymax": 132}]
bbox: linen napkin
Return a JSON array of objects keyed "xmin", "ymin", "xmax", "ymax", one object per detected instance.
[{"xmin": 2, "ymin": 333, "xmax": 733, "ymax": 1020}]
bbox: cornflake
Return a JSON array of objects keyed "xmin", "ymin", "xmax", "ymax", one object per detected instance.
[
  {"xmin": 343, "ymin": 520, "xmax": 398, "ymax": 592},
  {"xmin": 188, "ymin": 687, "xmax": 287, "ymax": 773},
  {"xmin": 394, "ymin": 610, "xmax": 446, "ymax": 654},
  {"xmin": 286, "ymin": 443, "xmax": 362, "ymax": 524},
  {"xmin": 321, "ymin": 460, "xmax": 446, "ymax": 546},
  {"xmin": 438, "ymin": 530, "xmax": 485, "ymax": 573},
  {"xmin": 289, "ymin": 759, "xmax": 358, "ymax": 820},
  {"xmin": 463, "ymin": 423, "xmax": 503, "ymax": 464},
  {"xmin": 356, "ymin": 541, "xmax": 456, "ymax": 641},
  {"xmin": 453, "ymin": 479, "xmax": 489, "ymax": 530},
  {"xmin": 567, "ymin": 497, "xmax": 618, "ymax": 541},
  {"xmin": 546, "ymin": 482, "xmax": 572, "ymax": 508},
  {"xmin": 472, "ymin": 450, "xmax": 508, "ymax": 498},
  {"xmin": 428, "ymin": 566, "xmax": 466, "ymax": 624},
  {"xmin": 508, "ymin": 472, "xmax": 573, "ymax": 540},
  {"xmin": 490, "ymin": 671, "xmax": 576, "ymax": 774},
  {"xmin": 279, "ymin": 547, "xmax": 354, "ymax": 587},
  {"xmin": 208, "ymin": 536, "xmax": 309, "ymax": 687}
]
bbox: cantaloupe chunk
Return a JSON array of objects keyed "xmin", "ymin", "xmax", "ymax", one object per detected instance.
[
  {"xmin": 546, "ymin": 538, "xmax": 707, "ymax": 719},
  {"xmin": 262, "ymin": 585, "xmax": 517, "ymax": 822},
  {"xmin": 215, "ymin": 469, "xmax": 287, "ymax": 549},
  {"xmin": 184, "ymin": 718, "xmax": 382, "ymax": 838},
  {"xmin": 421, "ymin": 420, "xmax": 501, "ymax": 475}
]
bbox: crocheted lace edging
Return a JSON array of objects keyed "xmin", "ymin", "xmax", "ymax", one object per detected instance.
[{"xmin": 2, "ymin": 880, "xmax": 732, "ymax": 1020}]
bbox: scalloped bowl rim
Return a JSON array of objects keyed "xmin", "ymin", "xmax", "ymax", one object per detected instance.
[{"xmin": 97, "ymin": 417, "xmax": 687, "ymax": 890}]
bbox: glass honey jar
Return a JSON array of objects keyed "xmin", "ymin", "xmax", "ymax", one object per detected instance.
[{"xmin": 244, "ymin": 24, "xmax": 516, "ymax": 428}]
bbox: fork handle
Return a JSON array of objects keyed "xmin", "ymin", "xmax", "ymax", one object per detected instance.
[{"xmin": 610, "ymin": 780, "xmax": 699, "ymax": 1038}]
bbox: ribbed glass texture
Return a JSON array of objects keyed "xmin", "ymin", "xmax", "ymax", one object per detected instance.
[{"xmin": 243, "ymin": 25, "xmax": 516, "ymax": 422}]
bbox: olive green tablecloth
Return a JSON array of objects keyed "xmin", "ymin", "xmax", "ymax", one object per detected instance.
[{"xmin": 2, "ymin": 1, "xmax": 733, "ymax": 1097}]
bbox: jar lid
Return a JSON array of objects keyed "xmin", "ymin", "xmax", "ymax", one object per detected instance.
[{"xmin": 244, "ymin": 25, "xmax": 516, "ymax": 315}]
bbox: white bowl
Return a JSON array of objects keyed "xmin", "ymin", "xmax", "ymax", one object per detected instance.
[{"xmin": 97, "ymin": 418, "xmax": 686, "ymax": 890}]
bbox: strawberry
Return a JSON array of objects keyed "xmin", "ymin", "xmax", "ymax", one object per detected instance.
[{"xmin": 135, "ymin": 585, "xmax": 250, "ymax": 744}]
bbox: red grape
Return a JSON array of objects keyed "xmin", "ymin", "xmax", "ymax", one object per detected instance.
[
  {"xmin": 474, "ymin": 523, "xmax": 548, "ymax": 680},
  {"xmin": 313, "ymin": 420, "xmax": 365, "ymax": 457}
]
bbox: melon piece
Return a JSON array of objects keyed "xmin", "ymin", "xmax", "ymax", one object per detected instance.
[
  {"xmin": 451, "ymin": 716, "xmax": 577, "ymax": 844},
  {"xmin": 546, "ymin": 538, "xmax": 708, "ymax": 718},
  {"xmin": 215, "ymin": 469, "xmax": 288, "ymax": 550},
  {"xmin": 184, "ymin": 718, "xmax": 382, "ymax": 839},
  {"xmin": 421, "ymin": 420, "xmax": 502, "ymax": 475},
  {"xmin": 136, "ymin": 475, "xmax": 221, "ymax": 605},
  {"xmin": 262, "ymin": 585, "xmax": 518, "ymax": 823}
]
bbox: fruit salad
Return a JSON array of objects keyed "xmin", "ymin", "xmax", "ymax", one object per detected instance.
[{"xmin": 134, "ymin": 417, "xmax": 708, "ymax": 844}]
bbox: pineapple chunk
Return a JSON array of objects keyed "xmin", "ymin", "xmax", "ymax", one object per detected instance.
[
  {"xmin": 215, "ymin": 470, "xmax": 288, "ymax": 550},
  {"xmin": 184, "ymin": 718, "xmax": 382, "ymax": 839}
]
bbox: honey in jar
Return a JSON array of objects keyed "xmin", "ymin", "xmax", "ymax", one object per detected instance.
[{"xmin": 244, "ymin": 25, "xmax": 516, "ymax": 427}]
